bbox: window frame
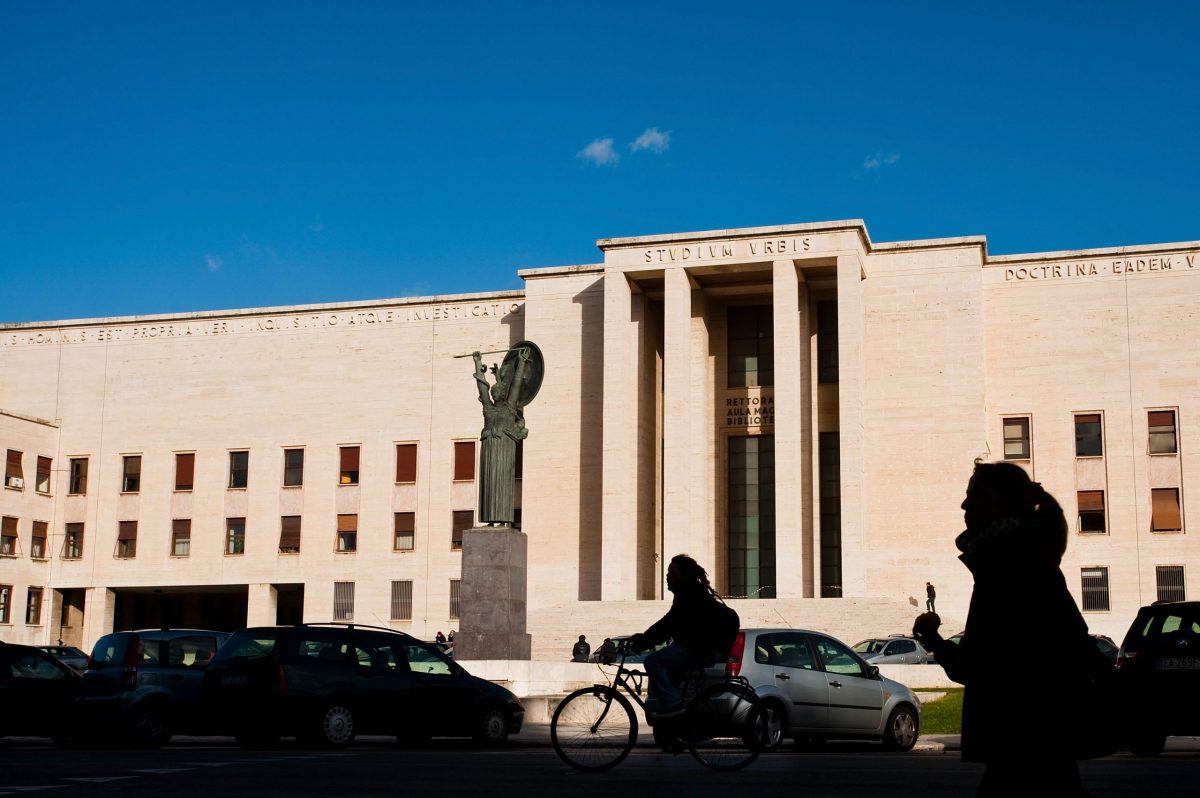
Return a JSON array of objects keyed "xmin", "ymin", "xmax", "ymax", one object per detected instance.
[
  {"xmin": 333, "ymin": 581, "xmax": 355, "ymax": 621},
  {"xmin": 453, "ymin": 441, "xmax": 476, "ymax": 482},
  {"xmin": 390, "ymin": 580, "xmax": 414, "ymax": 621},
  {"xmin": 225, "ymin": 517, "xmax": 246, "ymax": 556},
  {"xmin": 283, "ymin": 448, "xmax": 305, "ymax": 488},
  {"xmin": 68, "ymin": 457, "xmax": 88, "ymax": 495},
  {"xmin": 30, "ymin": 520, "xmax": 48, "ymax": 560},
  {"xmin": 63, "ymin": 523, "xmax": 84, "ymax": 559},
  {"xmin": 451, "ymin": 510, "xmax": 473, "ymax": 551},
  {"xmin": 25, "ymin": 586, "xmax": 44, "ymax": 625},
  {"xmin": 1001, "ymin": 416, "xmax": 1031, "ymax": 461},
  {"xmin": 1080, "ymin": 567, "xmax": 1111, "ymax": 612},
  {"xmin": 336, "ymin": 514, "xmax": 358, "ymax": 553},
  {"xmin": 174, "ymin": 452, "xmax": 195, "ymax": 492},
  {"xmin": 1077, "ymin": 490, "xmax": 1106, "ymax": 534},
  {"xmin": 228, "ymin": 450, "xmax": 249, "ymax": 490},
  {"xmin": 121, "ymin": 455, "xmax": 141, "ymax": 494},
  {"xmin": 395, "ymin": 442, "xmax": 418, "ymax": 484},
  {"xmin": 1156, "ymin": 565, "xmax": 1186, "ymax": 603},
  {"xmin": 115, "ymin": 520, "xmax": 138, "ymax": 559},
  {"xmin": 339, "ymin": 445, "xmax": 361, "ymax": 485},
  {"xmin": 279, "ymin": 515, "xmax": 302, "ymax": 554},
  {"xmin": 171, "ymin": 519, "xmax": 191, "ymax": 558},
  {"xmin": 449, "ymin": 579, "xmax": 461, "ymax": 620},
  {"xmin": 1073, "ymin": 413, "xmax": 1104, "ymax": 458},
  {"xmin": 1148, "ymin": 409, "xmax": 1179, "ymax": 455},
  {"xmin": 394, "ymin": 511, "xmax": 415, "ymax": 552},
  {"xmin": 35, "ymin": 456, "xmax": 52, "ymax": 494},
  {"xmin": 0, "ymin": 584, "xmax": 11, "ymax": 624},
  {"xmin": 1151, "ymin": 487, "xmax": 1184, "ymax": 533},
  {"xmin": 0, "ymin": 516, "xmax": 17, "ymax": 557},
  {"xmin": 4, "ymin": 449, "xmax": 24, "ymax": 490}
]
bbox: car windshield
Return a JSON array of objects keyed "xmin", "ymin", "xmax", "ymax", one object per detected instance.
[
  {"xmin": 212, "ymin": 630, "xmax": 279, "ymax": 662},
  {"xmin": 852, "ymin": 640, "xmax": 886, "ymax": 654},
  {"xmin": 1136, "ymin": 611, "xmax": 1200, "ymax": 641}
]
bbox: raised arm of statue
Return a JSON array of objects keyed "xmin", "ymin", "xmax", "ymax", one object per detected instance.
[
  {"xmin": 504, "ymin": 346, "xmax": 531, "ymax": 412},
  {"xmin": 471, "ymin": 351, "xmax": 492, "ymax": 405}
]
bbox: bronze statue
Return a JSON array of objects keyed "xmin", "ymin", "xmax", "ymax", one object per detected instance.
[{"xmin": 468, "ymin": 341, "xmax": 543, "ymax": 525}]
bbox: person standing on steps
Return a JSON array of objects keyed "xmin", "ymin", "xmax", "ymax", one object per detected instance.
[{"xmin": 926, "ymin": 581, "xmax": 936, "ymax": 613}]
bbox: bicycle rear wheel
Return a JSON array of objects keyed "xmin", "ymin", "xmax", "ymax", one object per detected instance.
[
  {"xmin": 681, "ymin": 682, "xmax": 764, "ymax": 771},
  {"xmin": 551, "ymin": 686, "xmax": 638, "ymax": 772}
]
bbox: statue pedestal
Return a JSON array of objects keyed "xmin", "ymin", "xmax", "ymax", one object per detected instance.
[{"xmin": 454, "ymin": 526, "xmax": 531, "ymax": 660}]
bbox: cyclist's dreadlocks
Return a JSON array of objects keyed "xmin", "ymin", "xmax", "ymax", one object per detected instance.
[{"xmin": 670, "ymin": 554, "xmax": 722, "ymax": 601}]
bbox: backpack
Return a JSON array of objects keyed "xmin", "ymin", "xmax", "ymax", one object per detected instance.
[{"xmin": 711, "ymin": 601, "xmax": 741, "ymax": 659}]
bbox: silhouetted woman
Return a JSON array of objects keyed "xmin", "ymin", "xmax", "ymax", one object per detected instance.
[{"xmin": 914, "ymin": 461, "xmax": 1113, "ymax": 797}]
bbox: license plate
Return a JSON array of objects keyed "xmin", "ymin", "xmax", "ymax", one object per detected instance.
[
  {"xmin": 1157, "ymin": 656, "xmax": 1200, "ymax": 670},
  {"xmin": 220, "ymin": 674, "xmax": 247, "ymax": 685}
]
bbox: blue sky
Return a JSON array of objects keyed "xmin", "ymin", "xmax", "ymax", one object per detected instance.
[{"xmin": 2, "ymin": 2, "xmax": 1198, "ymax": 323}]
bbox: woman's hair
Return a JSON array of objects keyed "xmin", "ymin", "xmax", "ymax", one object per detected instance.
[
  {"xmin": 670, "ymin": 554, "xmax": 720, "ymax": 598},
  {"xmin": 971, "ymin": 460, "xmax": 1068, "ymax": 556}
]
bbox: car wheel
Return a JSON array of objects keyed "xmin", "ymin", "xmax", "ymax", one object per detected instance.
[
  {"xmin": 473, "ymin": 707, "xmax": 509, "ymax": 746},
  {"xmin": 1129, "ymin": 730, "xmax": 1166, "ymax": 757},
  {"xmin": 882, "ymin": 705, "xmax": 918, "ymax": 752},
  {"xmin": 757, "ymin": 701, "xmax": 786, "ymax": 752},
  {"xmin": 129, "ymin": 704, "xmax": 171, "ymax": 749},
  {"xmin": 313, "ymin": 702, "xmax": 356, "ymax": 748}
]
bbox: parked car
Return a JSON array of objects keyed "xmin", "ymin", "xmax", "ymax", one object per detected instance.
[
  {"xmin": 205, "ymin": 623, "xmax": 524, "ymax": 748},
  {"xmin": 1091, "ymin": 634, "xmax": 1118, "ymax": 665},
  {"xmin": 0, "ymin": 641, "xmax": 84, "ymax": 743},
  {"xmin": 709, "ymin": 628, "xmax": 921, "ymax": 752},
  {"xmin": 82, "ymin": 628, "xmax": 229, "ymax": 747},
  {"xmin": 39, "ymin": 645, "xmax": 90, "ymax": 672},
  {"xmin": 851, "ymin": 636, "xmax": 933, "ymax": 664},
  {"xmin": 1116, "ymin": 600, "xmax": 1200, "ymax": 756}
]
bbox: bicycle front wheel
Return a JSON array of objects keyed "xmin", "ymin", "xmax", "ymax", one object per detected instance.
[
  {"xmin": 681, "ymin": 682, "xmax": 764, "ymax": 771},
  {"xmin": 551, "ymin": 686, "xmax": 638, "ymax": 772}
]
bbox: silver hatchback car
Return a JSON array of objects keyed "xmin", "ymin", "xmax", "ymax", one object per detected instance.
[
  {"xmin": 710, "ymin": 628, "xmax": 921, "ymax": 752},
  {"xmin": 852, "ymin": 636, "xmax": 934, "ymax": 665}
]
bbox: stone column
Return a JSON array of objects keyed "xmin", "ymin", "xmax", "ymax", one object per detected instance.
[
  {"xmin": 836, "ymin": 254, "xmax": 867, "ymax": 596},
  {"xmin": 454, "ymin": 527, "xmax": 531, "ymax": 660},
  {"xmin": 601, "ymin": 271, "xmax": 639, "ymax": 600},
  {"xmin": 662, "ymin": 268, "xmax": 712, "ymax": 568},
  {"xmin": 772, "ymin": 260, "xmax": 812, "ymax": 597},
  {"xmin": 245, "ymin": 582, "xmax": 276, "ymax": 627}
]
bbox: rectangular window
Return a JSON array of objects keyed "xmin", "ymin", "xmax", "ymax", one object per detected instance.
[
  {"xmin": 30, "ymin": 521, "xmax": 47, "ymax": 559},
  {"xmin": 333, "ymin": 581, "xmax": 355, "ymax": 621},
  {"xmin": 175, "ymin": 452, "xmax": 195, "ymax": 491},
  {"xmin": 453, "ymin": 441, "xmax": 476, "ymax": 481},
  {"xmin": 35, "ymin": 456, "xmax": 52, "ymax": 493},
  {"xmin": 228, "ymin": 451, "xmax": 249, "ymax": 489},
  {"xmin": 0, "ymin": 516, "xmax": 17, "ymax": 557},
  {"xmin": 451, "ymin": 510, "xmax": 473, "ymax": 551},
  {"xmin": 390, "ymin": 580, "xmax": 413, "ymax": 620},
  {"xmin": 1074, "ymin": 414, "xmax": 1103, "ymax": 458},
  {"xmin": 63, "ymin": 523, "xmax": 84, "ymax": 559},
  {"xmin": 283, "ymin": 448, "xmax": 304, "ymax": 487},
  {"xmin": 727, "ymin": 305, "xmax": 774, "ymax": 388},
  {"xmin": 449, "ymin": 579, "xmax": 461, "ymax": 620},
  {"xmin": 816, "ymin": 300, "xmax": 839, "ymax": 384},
  {"xmin": 279, "ymin": 516, "xmax": 301, "ymax": 553},
  {"xmin": 1151, "ymin": 488, "xmax": 1183, "ymax": 532},
  {"xmin": 172, "ymin": 519, "xmax": 191, "ymax": 557},
  {"xmin": 339, "ymin": 445, "xmax": 360, "ymax": 485},
  {"xmin": 25, "ymin": 587, "xmax": 43, "ymax": 625},
  {"xmin": 1077, "ymin": 490, "xmax": 1106, "ymax": 534},
  {"xmin": 1080, "ymin": 567, "xmax": 1110, "ymax": 612},
  {"xmin": 1149, "ymin": 410, "xmax": 1178, "ymax": 454},
  {"xmin": 5, "ymin": 449, "xmax": 24, "ymax": 489},
  {"xmin": 1156, "ymin": 565, "xmax": 1186, "ymax": 603},
  {"xmin": 69, "ymin": 458, "xmax": 88, "ymax": 495},
  {"xmin": 727, "ymin": 434, "xmax": 777, "ymax": 598},
  {"xmin": 394, "ymin": 511, "xmax": 415, "ymax": 551},
  {"xmin": 115, "ymin": 520, "xmax": 137, "ymax": 558},
  {"xmin": 1002, "ymin": 417, "xmax": 1030, "ymax": 460},
  {"xmin": 396, "ymin": 443, "xmax": 418, "ymax": 483},
  {"xmin": 336, "ymin": 514, "xmax": 358, "ymax": 552},
  {"xmin": 819, "ymin": 431, "xmax": 842, "ymax": 598},
  {"xmin": 226, "ymin": 517, "xmax": 246, "ymax": 555},
  {"xmin": 0, "ymin": 584, "xmax": 10, "ymax": 624},
  {"xmin": 122, "ymin": 455, "xmax": 141, "ymax": 493}
]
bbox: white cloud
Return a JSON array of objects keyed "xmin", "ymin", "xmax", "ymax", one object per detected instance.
[
  {"xmin": 204, "ymin": 254, "xmax": 223, "ymax": 272},
  {"xmin": 863, "ymin": 152, "xmax": 902, "ymax": 170},
  {"xmin": 630, "ymin": 127, "xmax": 671, "ymax": 154},
  {"xmin": 578, "ymin": 138, "xmax": 619, "ymax": 166}
]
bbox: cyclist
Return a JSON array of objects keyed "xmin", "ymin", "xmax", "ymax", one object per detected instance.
[{"xmin": 629, "ymin": 554, "xmax": 739, "ymax": 718}]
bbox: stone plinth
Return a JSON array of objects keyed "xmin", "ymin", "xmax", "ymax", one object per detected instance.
[{"xmin": 454, "ymin": 526, "xmax": 532, "ymax": 660}]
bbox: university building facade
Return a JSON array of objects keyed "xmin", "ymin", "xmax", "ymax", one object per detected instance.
[{"xmin": 1, "ymin": 220, "xmax": 1196, "ymax": 654}]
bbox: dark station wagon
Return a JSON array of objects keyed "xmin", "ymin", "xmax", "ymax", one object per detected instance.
[{"xmin": 206, "ymin": 623, "xmax": 524, "ymax": 748}]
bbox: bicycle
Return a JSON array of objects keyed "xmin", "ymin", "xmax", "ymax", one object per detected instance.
[{"xmin": 550, "ymin": 641, "xmax": 766, "ymax": 772}]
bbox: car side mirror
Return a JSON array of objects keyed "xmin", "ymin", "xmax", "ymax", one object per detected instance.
[{"xmin": 867, "ymin": 665, "xmax": 881, "ymax": 680}]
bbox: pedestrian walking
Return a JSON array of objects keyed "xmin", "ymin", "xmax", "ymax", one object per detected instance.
[{"xmin": 926, "ymin": 581, "xmax": 936, "ymax": 613}]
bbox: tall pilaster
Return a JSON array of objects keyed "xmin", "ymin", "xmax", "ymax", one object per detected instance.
[
  {"xmin": 772, "ymin": 260, "xmax": 812, "ymax": 597},
  {"xmin": 601, "ymin": 271, "xmax": 640, "ymax": 600},
  {"xmin": 662, "ymin": 268, "xmax": 711, "ymax": 567},
  {"xmin": 836, "ymin": 254, "xmax": 867, "ymax": 596}
]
